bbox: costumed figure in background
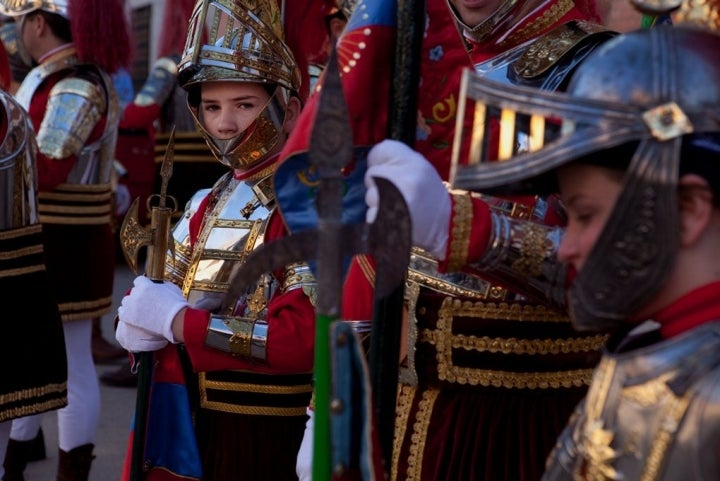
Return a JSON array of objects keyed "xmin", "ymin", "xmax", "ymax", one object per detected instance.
[
  {"xmin": 0, "ymin": 39, "xmax": 67, "ymax": 481},
  {"xmin": 0, "ymin": 15, "xmax": 31, "ymax": 94},
  {"xmin": 366, "ymin": 2, "xmax": 720, "ymax": 480},
  {"xmin": 298, "ymin": 1, "xmax": 615, "ymax": 480},
  {"xmin": 114, "ymin": 1, "xmax": 316, "ymax": 480},
  {"xmin": 0, "ymin": 0, "xmax": 131, "ymax": 479}
]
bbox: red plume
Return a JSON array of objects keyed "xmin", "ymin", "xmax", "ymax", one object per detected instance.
[
  {"xmin": 69, "ymin": 0, "xmax": 133, "ymax": 73},
  {"xmin": 281, "ymin": 0, "xmax": 334, "ymax": 102},
  {"xmin": 157, "ymin": 0, "xmax": 196, "ymax": 58}
]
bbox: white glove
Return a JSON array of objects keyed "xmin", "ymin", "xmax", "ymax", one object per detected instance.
[
  {"xmin": 296, "ymin": 408, "xmax": 314, "ymax": 481},
  {"xmin": 366, "ymin": 139, "xmax": 452, "ymax": 260},
  {"xmin": 117, "ymin": 276, "xmax": 189, "ymax": 346},
  {"xmin": 115, "ymin": 321, "xmax": 168, "ymax": 352}
]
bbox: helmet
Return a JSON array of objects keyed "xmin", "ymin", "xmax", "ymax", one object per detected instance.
[
  {"xmin": 178, "ymin": 0, "xmax": 300, "ymax": 92},
  {"xmin": 450, "ymin": 25, "xmax": 720, "ymax": 332},
  {"xmin": 177, "ymin": 0, "xmax": 301, "ymax": 172},
  {"xmin": 0, "ymin": 0, "xmax": 68, "ymax": 18}
]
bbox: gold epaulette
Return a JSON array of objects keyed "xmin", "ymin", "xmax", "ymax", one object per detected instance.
[{"xmin": 513, "ymin": 20, "xmax": 615, "ymax": 80}]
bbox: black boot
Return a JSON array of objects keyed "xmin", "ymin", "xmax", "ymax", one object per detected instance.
[
  {"xmin": 56, "ymin": 444, "xmax": 94, "ymax": 481},
  {"xmin": 2, "ymin": 438, "xmax": 30, "ymax": 481},
  {"xmin": 26, "ymin": 428, "xmax": 46, "ymax": 462}
]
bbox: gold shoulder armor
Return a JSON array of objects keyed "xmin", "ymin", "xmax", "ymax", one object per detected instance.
[
  {"xmin": 513, "ymin": 20, "xmax": 614, "ymax": 80},
  {"xmin": 37, "ymin": 77, "xmax": 105, "ymax": 159}
]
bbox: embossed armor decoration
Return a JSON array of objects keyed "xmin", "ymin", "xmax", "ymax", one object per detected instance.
[
  {"xmin": 177, "ymin": 0, "xmax": 301, "ymax": 173},
  {"xmin": 451, "ymin": 26, "xmax": 720, "ymax": 332},
  {"xmin": 446, "ymin": 0, "xmax": 606, "ymax": 59},
  {"xmin": 545, "ymin": 322, "xmax": 720, "ymax": 481}
]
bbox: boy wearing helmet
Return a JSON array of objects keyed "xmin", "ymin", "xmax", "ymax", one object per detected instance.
[{"xmin": 115, "ymin": 1, "xmax": 315, "ymax": 480}]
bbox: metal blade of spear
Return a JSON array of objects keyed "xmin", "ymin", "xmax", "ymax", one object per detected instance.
[{"xmin": 308, "ymin": 45, "xmax": 354, "ymax": 481}]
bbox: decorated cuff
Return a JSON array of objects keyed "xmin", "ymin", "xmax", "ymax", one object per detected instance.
[
  {"xmin": 205, "ymin": 315, "xmax": 269, "ymax": 362},
  {"xmin": 441, "ymin": 191, "xmax": 491, "ymax": 272}
]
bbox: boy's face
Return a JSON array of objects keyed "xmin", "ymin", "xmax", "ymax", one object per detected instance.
[
  {"xmin": 198, "ymin": 81, "xmax": 271, "ymax": 139},
  {"xmin": 556, "ymin": 163, "xmax": 623, "ymax": 274},
  {"xmin": 450, "ymin": 0, "xmax": 505, "ymax": 28}
]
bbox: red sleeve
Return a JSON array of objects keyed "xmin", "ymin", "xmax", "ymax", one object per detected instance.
[
  {"xmin": 119, "ymin": 102, "xmax": 161, "ymax": 131},
  {"xmin": 181, "ymin": 210, "xmax": 316, "ymax": 374},
  {"xmin": 341, "ymin": 255, "xmax": 376, "ymax": 321},
  {"xmin": 437, "ymin": 194, "xmax": 492, "ymax": 272}
]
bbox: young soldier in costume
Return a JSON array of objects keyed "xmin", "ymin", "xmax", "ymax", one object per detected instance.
[
  {"xmin": 0, "ymin": 0, "xmax": 130, "ymax": 479},
  {"xmin": 114, "ymin": 1, "xmax": 316, "ymax": 479},
  {"xmin": 298, "ymin": 1, "xmax": 616, "ymax": 480},
  {"xmin": 366, "ymin": 3, "xmax": 720, "ymax": 480},
  {"xmin": 449, "ymin": 0, "xmax": 608, "ymax": 64},
  {"xmin": 0, "ymin": 40, "xmax": 67, "ymax": 481}
]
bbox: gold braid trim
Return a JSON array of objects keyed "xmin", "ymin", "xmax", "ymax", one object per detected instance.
[
  {"xmin": 198, "ymin": 372, "xmax": 312, "ymax": 416},
  {"xmin": 405, "ymin": 387, "xmax": 438, "ymax": 481},
  {"xmin": 0, "ymin": 225, "xmax": 46, "ymax": 278},
  {"xmin": 0, "ymin": 244, "xmax": 43, "ymax": 262},
  {"xmin": 355, "ymin": 254, "xmax": 376, "ymax": 287},
  {"xmin": 392, "ymin": 384, "xmax": 414, "ymax": 481},
  {"xmin": 0, "ymin": 382, "xmax": 67, "ymax": 422},
  {"xmin": 433, "ymin": 298, "xmax": 598, "ymax": 389},
  {"xmin": 446, "ymin": 191, "xmax": 473, "ymax": 272},
  {"xmin": 500, "ymin": 0, "xmax": 575, "ymax": 48},
  {"xmin": 420, "ymin": 329, "xmax": 608, "ymax": 356},
  {"xmin": 58, "ymin": 296, "xmax": 113, "ymax": 322},
  {"xmin": 640, "ymin": 385, "xmax": 694, "ymax": 481},
  {"xmin": 0, "ymin": 224, "xmax": 41, "ymax": 240}
]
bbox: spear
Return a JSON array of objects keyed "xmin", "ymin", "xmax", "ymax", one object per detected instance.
[
  {"xmin": 368, "ymin": 0, "xmax": 425, "ymax": 469},
  {"xmin": 119, "ymin": 128, "xmax": 178, "ymax": 481},
  {"xmin": 308, "ymin": 45, "xmax": 353, "ymax": 481}
]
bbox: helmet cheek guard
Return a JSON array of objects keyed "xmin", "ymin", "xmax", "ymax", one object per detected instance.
[{"xmin": 451, "ymin": 26, "xmax": 720, "ymax": 332}]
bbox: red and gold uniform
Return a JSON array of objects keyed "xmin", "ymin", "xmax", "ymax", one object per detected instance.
[
  {"xmin": 115, "ymin": 1, "xmax": 315, "ymax": 480},
  {"xmin": 164, "ymin": 168, "xmax": 315, "ymax": 480},
  {"xmin": 343, "ymin": 2, "xmax": 613, "ymax": 480},
  {"xmin": 15, "ymin": 44, "xmax": 118, "ymax": 321}
]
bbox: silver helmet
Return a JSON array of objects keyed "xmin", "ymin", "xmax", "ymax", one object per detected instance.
[{"xmin": 450, "ymin": 26, "xmax": 720, "ymax": 332}]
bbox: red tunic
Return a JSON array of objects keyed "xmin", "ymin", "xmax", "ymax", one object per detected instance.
[
  {"xmin": 169, "ymin": 180, "xmax": 315, "ymax": 481},
  {"xmin": 26, "ymin": 48, "xmax": 115, "ymax": 322}
]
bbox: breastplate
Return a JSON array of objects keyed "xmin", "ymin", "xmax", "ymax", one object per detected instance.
[
  {"xmin": 544, "ymin": 322, "xmax": 720, "ymax": 481},
  {"xmin": 0, "ymin": 91, "xmax": 37, "ymax": 229},
  {"xmin": 166, "ymin": 172, "xmax": 275, "ymax": 312}
]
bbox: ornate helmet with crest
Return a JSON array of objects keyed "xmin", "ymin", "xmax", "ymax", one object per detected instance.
[
  {"xmin": 450, "ymin": 3, "xmax": 720, "ymax": 333},
  {"xmin": 177, "ymin": 0, "xmax": 301, "ymax": 172}
]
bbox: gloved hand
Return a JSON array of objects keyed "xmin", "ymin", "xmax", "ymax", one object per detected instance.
[
  {"xmin": 366, "ymin": 139, "xmax": 452, "ymax": 260},
  {"xmin": 116, "ymin": 276, "xmax": 189, "ymax": 348},
  {"xmin": 296, "ymin": 407, "xmax": 314, "ymax": 481},
  {"xmin": 115, "ymin": 321, "xmax": 168, "ymax": 352}
]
